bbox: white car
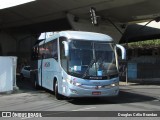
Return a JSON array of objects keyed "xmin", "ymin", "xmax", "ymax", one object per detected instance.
[{"xmin": 20, "ymin": 66, "xmax": 30, "ymax": 79}]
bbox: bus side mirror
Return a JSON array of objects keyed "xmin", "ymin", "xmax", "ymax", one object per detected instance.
[
  {"xmin": 62, "ymin": 41, "xmax": 69, "ymax": 56},
  {"xmin": 116, "ymin": 44, "xmax": 126, "ymax": 60}
]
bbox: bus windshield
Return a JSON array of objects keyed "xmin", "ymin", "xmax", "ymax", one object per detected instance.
[{"xmin": 68, "ymin": 40, "xmax": 118, "ymax": 79}]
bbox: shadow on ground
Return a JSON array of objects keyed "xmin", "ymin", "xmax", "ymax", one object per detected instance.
[
  {"xmin": 68, "ymin": 90, "xmax": 158, "ymax": 105},
  {"xmin": 15, "ymin": 75, "xmax": 159, "ymax": 106},
  {"xmin": 16, "ymin": 75, "xmax": 36, "ymax": 92}
]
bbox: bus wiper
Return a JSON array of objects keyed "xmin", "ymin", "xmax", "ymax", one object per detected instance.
[{"xmin": 82, "ymin": 59, "xmax": 95, "ymax": 78}]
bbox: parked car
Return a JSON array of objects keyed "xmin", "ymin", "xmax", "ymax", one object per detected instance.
[{"xmin": 20, "ymin": 66, "xmax": 30, "ymax": 79}]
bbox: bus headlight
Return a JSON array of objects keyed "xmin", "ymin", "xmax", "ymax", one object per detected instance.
[
  {"xmin": 103, "ymin": 82, "xmax": 119, "ymax": 88},
  {"xmin": 73, "ymin": 82, "xmax": 81, "ymax": 86},
  {"xmin": 111, "ymin": 82, "xmax": 119, "ymax": 87},
  {"xmin": 66, "ymin": 79, "xmax": 81, "ymax": 86}
]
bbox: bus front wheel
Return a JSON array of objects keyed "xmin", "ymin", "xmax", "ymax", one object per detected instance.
[{"xmin": 54, "ymin": 80, "xmax": 63, "ymax": 100}]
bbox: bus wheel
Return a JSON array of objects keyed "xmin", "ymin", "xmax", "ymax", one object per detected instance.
[{"xmin": 54, "ymin": 80, "xmax": 63, "ymax": 100}]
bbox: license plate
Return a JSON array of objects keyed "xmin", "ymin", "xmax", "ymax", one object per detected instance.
[{"xmin": 92, "ymin": 91, "xmax": 101, "ymax": 95}]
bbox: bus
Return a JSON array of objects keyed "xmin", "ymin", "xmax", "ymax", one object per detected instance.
[{"xmin": 31, "ymin": 31, "xmax": 126, "ymax": 100}]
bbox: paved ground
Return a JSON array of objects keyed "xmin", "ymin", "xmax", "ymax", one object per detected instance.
[{"xmin": 0, "ymin": 78, "xmax": 160, "ymax": 120}]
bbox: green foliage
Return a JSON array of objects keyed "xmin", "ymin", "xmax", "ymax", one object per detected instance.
[{"xmin": 128, "ymin": 39, "xmax": 160, "ymax": 48}]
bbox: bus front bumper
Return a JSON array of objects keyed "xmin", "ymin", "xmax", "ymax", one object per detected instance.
[{"xmin": 65, "ymin": 86, "xmax": 119, "ymax": 97}]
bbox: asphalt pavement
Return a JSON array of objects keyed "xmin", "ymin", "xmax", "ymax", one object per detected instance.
[{"xmin": 0, "ymin": 77, "xmax": 160, "ymax": 120}]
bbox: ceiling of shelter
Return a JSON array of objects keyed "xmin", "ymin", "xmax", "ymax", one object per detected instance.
[{"xmin": 0, "ymin": 0, "xmax": 160, "ymax": 29}]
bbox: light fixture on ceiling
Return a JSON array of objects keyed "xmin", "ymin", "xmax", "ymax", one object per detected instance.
[{"xmin": 0, "ymin": 0, "xmax": 36, "ymax": 10}]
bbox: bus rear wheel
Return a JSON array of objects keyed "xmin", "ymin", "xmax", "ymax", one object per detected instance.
[
  {"xmin": 34, "ymin": 80, "xmax": 40, "ymax": 89},
  {"xmin": 54, "ymin": 80, "xmax": 63, "ymax": 100},
  {"xmin": 34, "ymin": 75, "xmax": 40, "ymax": 89}
]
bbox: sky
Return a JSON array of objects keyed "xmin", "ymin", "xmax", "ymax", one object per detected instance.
[
  {"xmin": 0, "ymin": 0, "xmax": 35, "ymax": 9},
  {"xmin": 138, "ymin": 21, "xmax": 160, "ymax": 29}
]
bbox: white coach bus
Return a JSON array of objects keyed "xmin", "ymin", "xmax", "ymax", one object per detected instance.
[{"xmin": 31, "ymin": 31, "xmax": 126, "ymax": 100}]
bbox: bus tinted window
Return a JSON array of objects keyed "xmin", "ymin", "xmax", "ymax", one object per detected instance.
[{"xmin": 38, "ymin": 39, "xmax": 58, "ymax": 60}]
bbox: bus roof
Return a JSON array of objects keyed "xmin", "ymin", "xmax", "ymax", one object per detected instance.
[
  {"xmin": 59, "ymin": 31, "xmax": 113, "ymax": 41},
  {"xmin": 39, "ymin": 31, "xmax": 113, "ymax": 45}
]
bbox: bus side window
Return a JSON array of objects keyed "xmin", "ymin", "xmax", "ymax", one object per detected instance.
[
  {"xmin": 52, "ymin": 40, "xmax": 58, "ymax": 60},
  {"xmin": 39, "ymin": 45, "xmax": 45, "ymax": 59},
  {"xmin": 44, "ymin": 39, "xmax": 58, "ymax": 60}
]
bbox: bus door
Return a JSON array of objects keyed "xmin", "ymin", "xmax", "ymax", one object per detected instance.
[
  {"xmin": 38, "ymin": 57, "xmax": 43, "ymax": 87},
  {"xmin": 38, "ymin": 46, "xmax": 46, "ymax": 87},
  {"xmin": 42, "ymin": 58, "xmax": 52, "ymax": 90},
  {"xmin": 42, "ymin": 41, "xmax": 57, "ymax": 90},
  {"xmin": 39, "ymin": 53, "xmax": 49, "ymax": 89}
]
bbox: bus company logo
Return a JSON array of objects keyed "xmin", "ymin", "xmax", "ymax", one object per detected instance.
[{"xmin": 44, "ymin": 62, "xmax": 50, "ymax": 67}]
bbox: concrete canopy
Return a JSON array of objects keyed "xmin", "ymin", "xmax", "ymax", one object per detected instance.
[
  {"xmin": 0, "ymin": 0, "xmax": 160, "ymax": 43},
  {"xmin": 0, "ymin": 0, "xmax": 160, "ymax": 29}
]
